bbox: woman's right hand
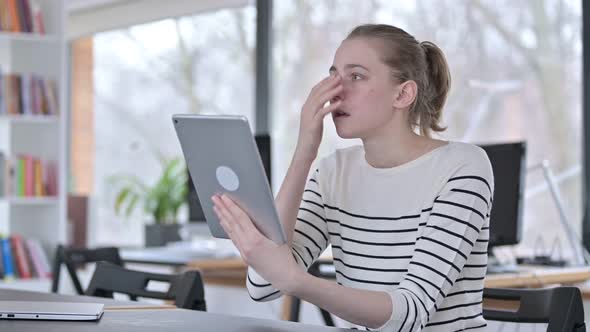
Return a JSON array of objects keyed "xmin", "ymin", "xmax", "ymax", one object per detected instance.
[{"xmin": 295, "ymin": 74, "xmax": 343, "ymax": 161}]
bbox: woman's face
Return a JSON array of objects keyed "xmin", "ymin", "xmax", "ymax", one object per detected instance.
[{"xmin": 329, "ymin": 37, "xmax": 400, "ymax": 139}]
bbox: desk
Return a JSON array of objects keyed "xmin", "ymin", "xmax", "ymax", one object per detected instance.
[
  {"xmin": 188, "ymin": 261, "xmax": 590, "ymax": 321},
  {"xmin": 0, "ymin": 289, "xmax": 351, "ymax": 332},
  {"xmin": 189, "ymin": 259, "xmax": 590, "ymax": 289},
  {"xmin": 120, "ymin": 247, "xmax": 247, "ymax": 287},
  {"xmin": 122, "ymin": 246, "xmax": 590, "ymax": 320},
  {"xmin": 484, "ymin": 266, "xmax": 590, "ymax": 288},
  {"xmin": 121, "ymin": 246, "xmax": 224, "ymax": 267},
  {"xmin": 121, "ymin": 246, "xmax": 590, "ymax": 288}
]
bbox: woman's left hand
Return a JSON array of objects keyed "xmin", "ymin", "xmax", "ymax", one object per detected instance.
[{"xmin": 211, "ymin": 194, "xmax": 301, "ymax": 293}]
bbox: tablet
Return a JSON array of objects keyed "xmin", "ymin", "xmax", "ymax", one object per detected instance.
[{"xmin": 172, "ymin": 114, "xmax": 286, "ymax": 245}]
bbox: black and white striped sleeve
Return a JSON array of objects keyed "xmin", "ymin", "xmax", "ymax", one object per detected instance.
[
  {"xmin": 246, "ymin": 169, "xmax": 330, "ymax": 302},
  {"xmin": 380, "ymin": 151, "xmax": 494, "ymax": 331}
]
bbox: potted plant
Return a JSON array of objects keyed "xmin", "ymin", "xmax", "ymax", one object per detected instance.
[{"xmin": 111, "ymin": 157, "xmax": 188, "ymax": 247}]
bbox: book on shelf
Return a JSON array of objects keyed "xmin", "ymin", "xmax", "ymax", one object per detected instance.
[
  {"xmin": 0, "ymin": 152, "xmax": 57, "ymax": 198},
  {"xmin": 0, "ymin": 237, "xmax": 14, "ymax": 279},
  {"xmin": 0, "ymin": 69, "xmax": 59, "ymax": 117},
  {"xmin": 0, "ymin": 234, "xmax": 51, "ymax": 280},
  {"xmin": 25, "ymin": 237, "xmax": 50, "ymax": 279},
  {"xmin": 0, "ymin": 0, "xmax": 45, "ymax": 34},
  {"xmin": 0, "ymin": 237, "xmax": 3, "ymax": 279},
  {"xmin": 11, "ymin": 234, "xmax": 31, "ymax": 278}
]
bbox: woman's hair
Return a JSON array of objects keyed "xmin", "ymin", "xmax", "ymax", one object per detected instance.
[{"xmin": 347, "ymin": 24, "xmax": 451, "ymax": 137}]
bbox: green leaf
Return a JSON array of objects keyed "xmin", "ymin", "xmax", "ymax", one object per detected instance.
[
  {"xmin": 111, "ymin": 156, "xmax": 189, "ymax": 224},
  {"xmin": 125, "ymin": 195, "xmax": 139, "ymax": 217},
  {"xmin": 115, "ymin": 188, "xmax": 131, "ymax": 215}
]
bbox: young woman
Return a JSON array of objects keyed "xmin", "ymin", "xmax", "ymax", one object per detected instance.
[{"xmin": 211, "ymin": 24, "xmax": 493, "ymax": 332}]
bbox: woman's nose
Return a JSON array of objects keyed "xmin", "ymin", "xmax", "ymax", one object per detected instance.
[{"xmin": 331, "ymin": 83, "xmax": 345, "ymax": 103}]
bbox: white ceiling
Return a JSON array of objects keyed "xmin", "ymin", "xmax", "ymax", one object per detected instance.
[
  {"xmin": 66, "ymin": 0, "xmax": 251, "ymax": 39},
  {"xmin": 66, "ymin": 0, "xmax": 130, "ymax": 13}
]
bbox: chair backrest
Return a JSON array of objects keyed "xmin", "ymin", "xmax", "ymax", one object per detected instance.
[
  {"xmin": 483, "ymin": 287, "xmax": 586, "ymax": 332},
  {"xmin": 85, "ymin": 261, "xmax": 206, "ymax": 311},
  {"xmin": 51, "ymin": 244, "xmax": 123, "ymax": 295}
]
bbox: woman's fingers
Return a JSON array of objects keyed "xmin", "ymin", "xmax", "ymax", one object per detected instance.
[
  {"xmin": 213, "ymin": 204, "xmax": 236, "ymax": 238},
  {"xmin": 309, "ymin": 75, "xmax": 341, "ymax": 103},
  {"xmin": 220, "ymin": 195, "xmax": 244, "ymax": 219},
  {"xmin": 316, "ymin": 99, "xmax": 342, "ymax": 119},
  {"xmin": 217, "ymin": 195, "xmax": 244, "ymax": 232},
  {"xmin": 212, "ymin": 196, "xmax": 239, "ymax": 233},
  {"xmin": 212, "ymin": 204, "xmax": 228, "ymax": 230},
  {"xmin": 214, "ymin": 199, "xmax": 251, "ymax": 253},
  {"xmin": 309, "ymin": 75, "xmax": 334, "ymax": 97},
  {"xmin": 214, "ymin": 195, "xmax": 254, "ymax": 236},
  {"xmin": 220, "ymin": 195, "xmax": 260, "ymax": 237},
  {"xmin": 213, "ymin": 195, "xmax": 268, "ymax": 262},
  {"xmin": 313, "ymin": 84, "xmax": 343, "ymax": 114}
]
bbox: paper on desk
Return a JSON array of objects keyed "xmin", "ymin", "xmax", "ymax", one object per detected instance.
[{"xmin": 165, "ymin": 237, "xmax": 240, "ymax": 259}]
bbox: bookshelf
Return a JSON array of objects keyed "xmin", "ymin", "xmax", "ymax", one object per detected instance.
[
  {"xmin": 0, "ymin": 0, "xmax": 67, "ymax": 286},
  {"xmin": 0, "ymin": 114, "xmax": 59, "ymax": 124}
]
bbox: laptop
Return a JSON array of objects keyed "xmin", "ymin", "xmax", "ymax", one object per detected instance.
[
  {"xmin": 172, "ymin": 114, "xmax": 286, "ymax": 245},
  {"xmin": 0, "ymin": 301, "xmax": 104, "ymax": 321}
]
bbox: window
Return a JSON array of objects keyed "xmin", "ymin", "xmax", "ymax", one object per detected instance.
[
  {"xmin": 272, "ymin": 0, "xmax": 582, "ymax": 259},
  {"xmin": 92, "ymin": 5, "xmax": 256, "ymax": 245}
]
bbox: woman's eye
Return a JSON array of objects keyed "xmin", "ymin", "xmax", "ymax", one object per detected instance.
[{"xmin": 351, "ymin": 73, "xmax": 362, "ymax": 81}]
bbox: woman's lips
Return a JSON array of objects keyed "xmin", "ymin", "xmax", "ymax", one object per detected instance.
[{"xmin": 333, "ymin": 110, "xmax": 350, "ymax": 118}]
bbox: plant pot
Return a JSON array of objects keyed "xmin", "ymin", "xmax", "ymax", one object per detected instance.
[{"xmin": 144, "ymin": 224, "xmax": 182, "ymax": 247}]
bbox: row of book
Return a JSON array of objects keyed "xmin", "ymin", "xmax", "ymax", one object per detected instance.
[
  {"xmin": 0, "ymin": 153, "xmax": 58, "ymax": 197},
  {"xmin": 0, "ymin": 0, "xmax": 45, "ymax": 34},
  {"xmin": 0, "ymin": 71, "xmax": 59, "ymax": 116},
  {"xmin": 0, "ymin": 234, "xmax": 52, "ymax": 280}
]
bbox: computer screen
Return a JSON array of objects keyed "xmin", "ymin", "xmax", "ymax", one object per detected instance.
[
  {"xmin": 188, "ymin": 134, "xmax": 272, "ymax": 222},
  {"xmin": 478, "ymin": 141, "xmax": 527, "ymax": 248}
]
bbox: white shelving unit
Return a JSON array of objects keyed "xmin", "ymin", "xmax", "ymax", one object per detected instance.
[
  {"xmin": 0, "ymin": 115, "xmax": 60, "ymax": 124},
  {"xmin": 0, "ymin": 0, "xmax": 67, "ymax": 287}
]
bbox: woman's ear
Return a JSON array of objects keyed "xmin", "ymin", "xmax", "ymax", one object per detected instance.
[{"xmin": 392, "ymin": 80, "xmax": 418, "ymax": 109}]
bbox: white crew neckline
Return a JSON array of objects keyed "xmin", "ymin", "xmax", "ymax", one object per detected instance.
[{"xmin": 361, "ymin": 141, "xmax": 453, "ymax": 175}]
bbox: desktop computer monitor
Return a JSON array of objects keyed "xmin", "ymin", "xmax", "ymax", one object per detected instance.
[
  {"xmin": 478, "ymin": 141, "xmax": 527, "ymax": 250},
  {"xmin": 188, "ymin": 133, "xmax": 272, "ymax": 222}
]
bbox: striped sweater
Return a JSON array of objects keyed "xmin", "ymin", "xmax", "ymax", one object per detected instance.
[{"xmin": 247, "ymin": 141, "xmax": 494, "ymax": 331}]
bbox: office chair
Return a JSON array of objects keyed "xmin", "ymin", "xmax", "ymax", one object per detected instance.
[
  {"xmin": 86, "ymin": 261, "xmax": 207, "ymax": 311},
  {"xmin": 483, "ymin": 287, "xmax": 586, "ymax": 332},
  {"xmin": 51, "ymin": 244, "xmax": 124, "ymax": 295}
]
